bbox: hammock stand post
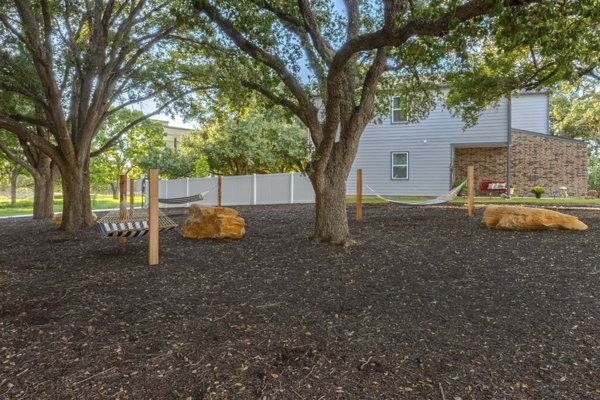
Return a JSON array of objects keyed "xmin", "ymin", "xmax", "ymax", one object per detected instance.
[
  {"xmin": 218, "ymin": 175, "xmax": 222, "ymax": 207},
  {"xmin": 118, "ymin": 174, "xmax": 127, "ymax": 245},
  {"xmin": 129, "ymin": 177, "xmax": 135, "ymax": 215},
  {"xmin": 148, "ymin": 169, "xmax": 159, "ymax": 265},
  {"xmin": 356, "ymin": 168, "xmax": 363, "ymax": 222},
  {"xmin": 467, "ymin": 165, "xmax": 474, "ymax": 217}
]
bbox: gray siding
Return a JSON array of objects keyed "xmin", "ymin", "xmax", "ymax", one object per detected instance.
[
  {"xmin": 511, "ymin": 93, "xmax": 549, "ymax": 134},
  {"xmin": 347, "ymin": 99, "xmax": 510, "ymax": 196}
]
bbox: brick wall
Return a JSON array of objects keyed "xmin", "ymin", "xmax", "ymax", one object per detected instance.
[
  {"xmin": 454, "ymin": 131, "xmax": 588, "ymax": 197},
  {"xmin": 510, "ymin": 131, "xmax": 588, "ymax": 198},
  {"xmin": 454, "ymin": 147, "xmax": 506, "ymax": 195}
]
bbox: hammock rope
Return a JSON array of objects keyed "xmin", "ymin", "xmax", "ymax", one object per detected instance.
[
  {"xmin": 365, "ymin": 181, "xmax": 466, "ymax": 206},
  {"xmin": 158, "ymin": 190, "xmax": 210, "ymax": 204}
]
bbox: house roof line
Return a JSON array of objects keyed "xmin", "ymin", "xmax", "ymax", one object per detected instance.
[{"xmin": 511, "ymin": 128, "xmax": 588, "ymax": 145}]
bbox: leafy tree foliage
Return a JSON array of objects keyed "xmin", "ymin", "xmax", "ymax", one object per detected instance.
[
  {"xmin": 138, "ymin": 147, "xmax": 197, "ymax": 179},
  {"xmin": 186, "ymin": 0, "xmax": 598, "ymax": 244},
  {"xmin": 550, "ymin": 82, "xmax": 600, "ymax": 192},
  {"xmin": 0, "ymin": 0, "xmax": 206, "ymax": 229},
  {"xmin": 90, "ymin": 109, "xmax": 166, "ymax": 198},
  {"xmin": 181, "ymin": 106, "xmax": 309, "ymax": 175}
]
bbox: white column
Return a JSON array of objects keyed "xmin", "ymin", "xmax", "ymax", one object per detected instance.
[
  {"xmin": 290, "ymin": 172, "xmax": 294, "ymax": 204},
  {"xmin": 252, "ymin": 174, "xmax": 257, "ymax": 205}
]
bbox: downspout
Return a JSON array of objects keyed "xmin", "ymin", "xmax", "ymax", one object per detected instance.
[{"xmin": 506, "ymin": 96, "xmax": 512, "ymax": 199}]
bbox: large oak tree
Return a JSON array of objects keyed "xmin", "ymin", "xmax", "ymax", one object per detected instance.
[
  {"xmin": 189, "ymin": 0, "xmax": 598, "ymax": 244},
  {"xmin": 0, "ymin": 0, "xmax": 203, "ymax": 229}
]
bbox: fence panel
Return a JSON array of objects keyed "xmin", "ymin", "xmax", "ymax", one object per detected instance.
[
  {"xmin": 144, "ymin": 172, "xmax": 315, "ymax": 207},
  {"xmin": 256, "ymin": 173, "xmax": 291, "ymax": 204},
  {"xmin": 292, "ymin": 174, "xmax": 314, "ymax": 203}
]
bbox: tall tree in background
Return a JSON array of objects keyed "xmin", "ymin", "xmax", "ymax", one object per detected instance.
[
  {"xmin": 550, "ymin": 81, "xmax": 600, "ymax": 192},
  {"xmin": 0, "ymin": 134, "xmax": 24, "ymax": 207},
  {"xmin": 182, "ymin": 106, "xmax": 309, "ymax": 175},
  {"xmin": 189, "ymin": 0, "xmax": 598, "ymax": 244},
  {"xmin": 0, "ymin": 0, "xmax": 204, "ymax": 229},
  {"xmin": 0, "ymin": 128, "xmax": 57, "ymax": 216},
  {"xmin": 90, "ymin": 109, "xmax": 166, "ymax": 198}
]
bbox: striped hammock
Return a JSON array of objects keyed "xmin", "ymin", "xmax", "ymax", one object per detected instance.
[
  {"xmin": 97, "ymin": 209, "xmax": 177, "ymax": 237},
  {"xmin": 365, "ymin": 181, "xmax": 466, "ymax": 206}
]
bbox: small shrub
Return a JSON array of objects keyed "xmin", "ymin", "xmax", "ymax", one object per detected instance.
[{"xmin": 531, "ymin": 186, "xmax": 545, "ymax": 199}]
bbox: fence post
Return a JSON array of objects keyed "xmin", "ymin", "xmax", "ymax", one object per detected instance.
[
  {"xmin": 290, "ymin": 172, "xmax": 294, "ymax": 204},
  {"xmin": 186, "ymin": 177, "xmax": 190, "ymax": 207},
  {"xmin": 467, "ymin": 165, "xmax": 474, "ymax": 217},
  {"xmin": 252, "ymin": 174, "xmax": 257, "ymax": 205},
  {"xmin": 164, "ymin": 179, "xmax": 168, "ymax": 208},
  {"xmin": 148, "ymin": 169, "xmax": 159, "ymax": 266}
]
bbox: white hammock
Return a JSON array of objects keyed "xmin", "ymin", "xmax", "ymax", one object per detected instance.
[{"xmin": 365, "ymin": 181, "xmax": 466, "ymax": 206}]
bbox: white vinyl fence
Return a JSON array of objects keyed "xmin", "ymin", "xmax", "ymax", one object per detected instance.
[{"xmin": 143, "ymin": 172, "xmax": 315, "ymax": 208}]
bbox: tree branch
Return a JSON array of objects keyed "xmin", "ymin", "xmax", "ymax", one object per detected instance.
[
  {"xmin": 90, "ymin": 87, "xmax": 208, "ymax": 157},
  {"xmin": 196, "ymin": 0, "xmax": 319, "ymax": 129}
]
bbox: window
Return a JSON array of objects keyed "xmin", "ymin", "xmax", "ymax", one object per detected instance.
[
  {"xmin": 391, "ymin": 97, "xmax": 407, "ymax": 123},
  {"xmin": 391, "ymin": 152, "xmax": 408, "ymax": 180}
]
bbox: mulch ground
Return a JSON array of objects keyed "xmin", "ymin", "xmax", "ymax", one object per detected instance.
[{"xmin": 0, "ymin": 204, "xmax": 599, "ymax": 399}]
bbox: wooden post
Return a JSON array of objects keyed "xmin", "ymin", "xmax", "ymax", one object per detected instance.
[
  {"xmin": 148, "ymin": 169, "xmax": 159, "ymax": 266},
  {"xmin": 118, "ymin": 174, "xmax": 127, "ymax": 245},
  {"xmin": 129, "ymin": 177, "xmax": 135, "ymax": 215},
  {"xmin": 218, "ymin": 175, "xmax": 222, "ymax": 207},
  {"xmin": 119, "ymin": 174, "xmax": 127, "ymax": 220},
  {"xmin": 467, "ymin": 165, "xmax": 474, "ymax": 217},
  {"xmin": 356, "ymin": 168, "xmax": 363, "ymax": 222}
]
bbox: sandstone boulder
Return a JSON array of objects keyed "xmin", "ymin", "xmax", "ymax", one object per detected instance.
[
  {"xmin": 180, "ymin": 204, "xmax": 245, "ymax": 239},
  {"xmin": 52, "ymin": 213, "xmax": 98, "ymax": 224},
  {"xmin": 482, "ymin": 205, "xmax": 587, "ymax": 231}
]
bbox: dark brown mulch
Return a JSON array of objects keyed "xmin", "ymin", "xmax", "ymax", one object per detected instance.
[{"xmin": 0, "ymin": 204, "xmax": 599, "ymax": 400}]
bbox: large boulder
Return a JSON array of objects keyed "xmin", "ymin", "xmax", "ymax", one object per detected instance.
[
  {"xmin": 482, "ymin": 205, "xmax": 587, "ymax": 231},
  {"xmin": 180, "ymin": 205, "xmax": 245, "ymax": 239}
]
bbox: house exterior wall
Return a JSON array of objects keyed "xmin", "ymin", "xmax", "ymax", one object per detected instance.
[
  {"xmin": 453, "ymin": 131, "xmax": 588, "ymax": 197},
  {"xmin": 510, "ymin": 131, "xmax": 587, "ymax": 197},
  {"xmin": 347, "ymin": 98, "xmax": 510, "ymax": 196},
  {"xmin": 453, "ymin": 147, "xmax": 507, "ymax": 195},
  {"xmin": 511, "ymin": 93, "xmax": 549, "ymax": 134}
]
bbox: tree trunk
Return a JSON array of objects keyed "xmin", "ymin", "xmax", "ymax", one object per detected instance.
[
  {"xmin": 59, "ymin": 157, "xmax": 93, "ymax": 230},
  {"xmin": 110, "ymin": 182, "xmax": 118, "ymax": 200},
  {"xmin": 9, "ymin": 168, "xmax": 19, "ymax": 207},
  {"xmin": 310, "ymin": 164, "xmax": 352, "ymax": 245},
  {"xmin": 32, "ymin": 162, "xmax": 58, "ymax": 219}
]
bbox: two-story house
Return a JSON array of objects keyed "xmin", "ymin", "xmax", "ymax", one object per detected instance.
[{"xmin": 347, "ymin": 92, "xmax": 588, "ymax": 198}]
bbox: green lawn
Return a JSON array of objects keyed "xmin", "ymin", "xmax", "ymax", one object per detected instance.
[
  {"xmin": 0, "ymin": 194, "xmax": 143, "ymax": 217},
  {"xmin": 347, "ymin": 195, "xmax": 600, "ymax": 205},
  {"xmin": 2, "ymin": 193, "xmax": 599, "ymax": 218}
]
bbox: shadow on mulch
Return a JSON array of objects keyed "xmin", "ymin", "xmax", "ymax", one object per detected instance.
[{"xmin": 0, "ymin": 204, "xmax": 599, "ymax": 399}]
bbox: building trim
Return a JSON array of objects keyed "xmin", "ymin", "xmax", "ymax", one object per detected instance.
[{"xmin": 511, "ymin": 128, "xmax": 588, "ymax": 145}]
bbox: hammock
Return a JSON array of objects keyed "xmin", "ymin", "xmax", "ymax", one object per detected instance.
[
  {"xmin": 365, "ymin": 181, "xmax": 466, "ymax": 206},
  {"xmin": 158, "ymin": 190, "xmax": 210, "ymax": 205},
  {"xmin": 97, "ymin": 208, "xmax": 178, "ymax": 237}
]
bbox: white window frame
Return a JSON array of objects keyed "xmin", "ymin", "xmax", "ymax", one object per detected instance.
[
  {"xmin": 391, "ymin": 151, "xmax": 409, "ymax": 180},
  {"xmin": 391, "ymin": 96, "xmax": 408, "ymax": 124}
]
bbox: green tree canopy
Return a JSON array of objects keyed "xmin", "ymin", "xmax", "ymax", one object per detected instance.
[
  {"xmin": 181, "ymin": 105, "xmax": 309, "ymax": 175},
  {"xmin": 0, "ymin": 0, "xmax": 209, "ymax": 229},
  {"xmin": 183, "ymin": 0, "xmax": 599, "ymax": 244},
  {"xmin": 138, "ymin": 147, "xmax": 198, "ymax": 179},
  {"xmin": 90, "ymin": 109, "xmax": 166, "ymax": 196}
]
